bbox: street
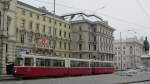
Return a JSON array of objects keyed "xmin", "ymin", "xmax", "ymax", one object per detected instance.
[{"xmin": 1, "ymin": 71, "xmax": 150, "ymax": 84}]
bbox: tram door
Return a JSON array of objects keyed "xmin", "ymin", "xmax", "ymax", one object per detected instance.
[{"xmin": 6, "ymin": 62, "xmax": 14, "ymax": 74}]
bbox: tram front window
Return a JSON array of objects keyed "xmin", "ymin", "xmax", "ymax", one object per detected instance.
[
  {"xmin": 24, "ymin": 58, "xmax": 34, "ymax": 66},
  {"xmin": 15, "ymin": 58, "xmax": 23, "ymax": 66}
]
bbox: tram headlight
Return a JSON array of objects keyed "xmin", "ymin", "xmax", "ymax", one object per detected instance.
[{"xmin": 14, "ymin": 69, "xmax": 17, "ymax": 73}]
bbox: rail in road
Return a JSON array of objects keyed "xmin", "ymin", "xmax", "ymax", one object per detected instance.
[{"xmin": 1, "ymin": 71, "xmax": 150, "ymax": 84}]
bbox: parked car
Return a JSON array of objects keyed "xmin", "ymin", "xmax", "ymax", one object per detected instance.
[{"xmin": 126, "ymin": 69, "xmax": 138, "ymax": 74}]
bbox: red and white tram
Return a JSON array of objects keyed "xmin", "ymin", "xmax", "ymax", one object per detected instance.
[{"xmin": 13, "ymin": 54, "xmax": 114, "ymax": 78}]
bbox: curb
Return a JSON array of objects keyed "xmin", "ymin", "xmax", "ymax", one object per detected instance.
[
  {"xmin": 0, "ymin": 75, "xmax": 16, "ymax": 81},
  {"xmin": 117, "ymin": 79, "xmax": 150, "ymax": 84}
]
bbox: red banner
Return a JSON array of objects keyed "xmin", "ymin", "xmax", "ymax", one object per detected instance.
[{"xmin": 38, "ymin": 37, "xmax": 49, "ymax": 48}]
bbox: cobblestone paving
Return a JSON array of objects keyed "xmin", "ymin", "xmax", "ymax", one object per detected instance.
[{"xmin": 1, "ymin": 72, "xmax": 150, "ymax": 84}]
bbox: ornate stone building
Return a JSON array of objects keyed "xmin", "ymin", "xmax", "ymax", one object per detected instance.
[
  {"xmin": 0, "ymin": 0, "xmax": 71, "ymax": 74},
  {"xmin": 62, "ymin": 13, "xmax": 115, "ymax": 61},
  {"xmin": 16, "ymin": 1, "xmax": 71, "ymax": 58},
  {"xmin": 114, "ymin": 37, "xmax": 143, "ymax": 70},
  {"xmin": 0, "ymin": 1, "xmax": 115, "ymax": 74},
  {"xmin": 0, "ymin": 0, "xmax": 16, "ymax": 74}
]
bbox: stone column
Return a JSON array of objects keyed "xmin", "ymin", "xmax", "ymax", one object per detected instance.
[{"xmin": 1, "ymin": 41, "xmax": 6, "ymax": 74}]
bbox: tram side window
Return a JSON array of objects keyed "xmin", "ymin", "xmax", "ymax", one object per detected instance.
[
  {"xmin": 53, "ymin": 60, "xmax": 65, "ymax": 67},
  {"xmin": 15, "ymin": 58, "xmax": 23, "ymax": 66},
  {"xmin": 71, "ymin": 61, "xmax": 89, "ymax": 67},
  {"xmin": 24, "ymin": 58, "xmax": 34, "ymax": 66},
  {"xmin": 36, "ymin": 58, "xmax": 45, "ymax": 66},
  {"xmin": 81, "ymin": 61, "xmax": 89, "ymax": 67},
  {"xmin": 36, "ymin": 58, "xmax": 41, "ymax": 66},
  {"xmin": 90, "ymin": 62, "xmax": 94, "ymax": 67},
  {"xmin": 40, "ymin": 59, "xmax": 45, "ymax": 66},
  {"xmin": 101, "ymin": 63, "xmax": 104, "ymax": 67},
  {"xmin": 107, "ymin": 63, "xmax": 112, "ymax": 67},
  {"xmin": 45, "ymin": 59, "xmax": 51, "ymax": 67},
  {"xmin": 70, "ymin": 61, "xmax": 80, "ymax": 67}
]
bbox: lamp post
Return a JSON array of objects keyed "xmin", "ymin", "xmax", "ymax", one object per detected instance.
[
  {"xmin": 52, "ymin": 0, "xmax": 56, "ymax": 57},
  {"xmin": 120, "ymin": 32, "xmax": 123, "ymax": 70},
  {"xmin": 127, "ymin": 30, "xmax": 137, "ymax": 69}
]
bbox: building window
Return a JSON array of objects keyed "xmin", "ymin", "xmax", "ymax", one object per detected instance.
[
  {"xmin": 22, "ymin": 9, "xmax": 26, "ymax": 15},
  {"xmin": 49, "ymin": 26, "xmax": 51, "ymax": 34},
  {"xmin": 89, "ymin": 44, "xmax": 90, "ymax": 50},
  {"xmin": 79, "ymin": 54, "xmax": 82, "ymax": 58},
  {"xmin": 59, "ymin": 30, "xmax": 62, "ymax": 36},
  {"xmin": 20, "ymin": 34, "xmax": 24, "ymax": 43},
  {"xmin": 123, "ymin": 51, "xmax": 125, "ymax": 55},
  {"xmin": 94, "ymin": 36, "xmax": 96, "ymax": 41},
  {"xmin": 69, "ymin": 25, "xmax": 70, "ymax": 29},
  {"xmin": 94, "ymin": 45, "xmax": 96, "ymax": 51},
  {"xmin": 79, "ymin": 44, "xmax": 82, "ymax": 50},
  {"xmin": 29, "ymin": 21, "xmax": 33, "ymax": 29},
  {"xmin": 49, "ymin": 18, "xmax": 51, "ymax": 23},
  {"xmin": 79, "ymin": 34, "xmax": 82, "ymax": 40},
  {"xmin": 0, "ymin": 11, "xmax": 1, "ymax": 29},
  {"xmin": 64, "ymin": 42, "xmax": 66, "ymax": 50},
  {"xmin": 93, "ymin": 27, "xmax": 96, "ymax": 32},
  {"xmin": 64, "ymin": 31, "xmax": 66, "ymax": 37},
  {"xmin": 7, "ymin": 16, "xmax": 11, "ymax": 33},
  {"xmin": 79, "ymin": 26, "xmax": 82, "ymax": 31},
  {"xmin": 28, "ymin": 33, "xmax": 32, "ymax": 42},
  {"xmin": 43, "ymin": 25, "xmax": 45, "ymax": 33},
  {"xmin": 54, "ymin": 28, "xmax": 57, "ymax": 35},
  {"xmin": 36, "ymin": 23, "xmax": 39, "ymax": 32},
  {"xmin": 59, "ymin": 23, "xmax": 62, "ymax": 26},
  {"xmin": 68, "ymin": 43, "xmax": 70, "ymax": 50},
  {"xmin": 49, "ymin": 41, "xmax": 51, "ymax": 47},
  {"xmin": 21, "ymin": 19, "xmax": 25, "ymax": 28},
  {"xmin": 64, "ymin": 24, "xmax": 66, "ymax": 28},
  {"xmin": 69, "ymin": 33, "xmax": 71, "ymax": 38},
  {"xmin": 6, "ymin": 44, "xmax": 8, "ymax": 53},
  {"xmin": 123, "ymin": 46, "xmax": 125, "ymax": 49},
  {"xmin": 130, "ymin": 46, "xmax": 132, "ymax": 54},
  {"xmin": 37, "ymin": 15, "xmax": 40, "ymax": 19},
  {"xmin": 59, "ymin": 41, "xmax": 62, "ymax": 49},
  {"xmin": 29, "ymin": 12, "xmax": 32, "ymax": 17},
  {"xmin": 43, "ymin": 16, "xmax": 46, "ymax": 21},
  {"xmin": 115, "ymin": 52, "xmax": 117, "ymax": 55}
]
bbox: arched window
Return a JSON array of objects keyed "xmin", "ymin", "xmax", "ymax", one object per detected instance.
[
  {"xmin": 0, "ymin": 11, "xmax": 1, "ymax": 29},
  {"xmin": 130, "ymin": 46, "xmax": 133, "ymax": 54}
]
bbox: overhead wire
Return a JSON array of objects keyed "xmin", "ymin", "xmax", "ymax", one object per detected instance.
[
  {"xmin": 21, "ymin": 0, "xmax": 150, "ymax": 29},
  {"xmin": 135, "ymin": 0, "xmax": 150, "ymax": 22}
]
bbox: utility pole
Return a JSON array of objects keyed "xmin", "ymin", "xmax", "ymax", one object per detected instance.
[
  {"xmin": 52, "ymin": 0, "xmax": 56, "ymax": 57},
  {"xmin": 120, "ymin": 32, "xmax": 123, "ymax": 70}
]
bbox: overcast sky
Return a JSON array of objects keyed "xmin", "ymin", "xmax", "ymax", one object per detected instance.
[{"xmin": 19, "ymin": 0, "xmax": 150, "ymax": 41}]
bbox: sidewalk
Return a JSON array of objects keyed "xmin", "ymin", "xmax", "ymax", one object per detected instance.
[{"xmin": 0, "ymin": 75, "xmax": 16, "ymax": 81}]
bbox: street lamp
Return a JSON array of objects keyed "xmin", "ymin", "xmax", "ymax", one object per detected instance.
[
  {"xmin": 119, "ymin": 32, "xmax": 123, "ymax": 70},
  {"xmin": 127, "ymin": 30, "xmax": 137, "ymax": 69}
]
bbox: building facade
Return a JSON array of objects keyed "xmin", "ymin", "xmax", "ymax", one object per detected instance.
[
  {"xmin": 16, "ymin": 1, "xmax": 71, "ymax": 58},
  {"xmin": 0, "ymin": 1, "xmax": 115, "ymax": 74},
  {"xmin": 62, "ymin": 13, "xmax": 115, "ymax": 62},
  {"xmin": 0, "ymin": 0, "xmax": 17, "ymax": 74},
  {"xmin": 114, "ymin": 37, "xmax": 143, "ymax": 70},
  {"xmin": 0, "ymin": 0, "xmax": 71, "ymax": 74}
]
